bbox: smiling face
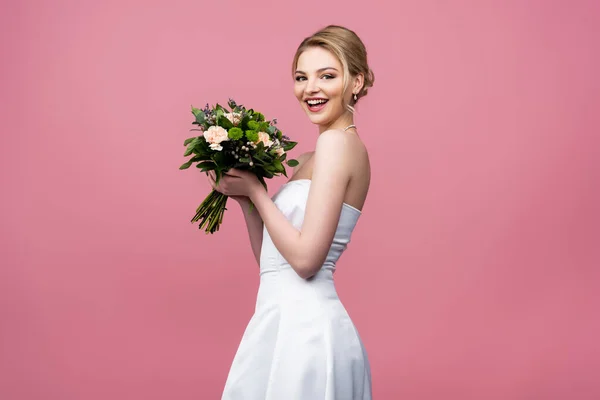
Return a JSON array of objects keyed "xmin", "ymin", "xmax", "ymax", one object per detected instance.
[{"xmin": 294, "ymin": 46, "xmax": 354, "ymax": 130}]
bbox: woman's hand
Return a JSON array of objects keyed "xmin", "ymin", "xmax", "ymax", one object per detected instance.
[{"xmin": 207, "ymin": 169, "xmax": 264, "ymax": 200}]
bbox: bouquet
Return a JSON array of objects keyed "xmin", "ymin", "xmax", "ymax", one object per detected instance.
[{"xmin": 180, "ymin": 98, "xmax": 298, "ymax": 234}]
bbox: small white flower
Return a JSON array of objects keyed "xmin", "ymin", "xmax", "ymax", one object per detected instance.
[{"xmin": 209, "ymin": 143, "xmax": 223, "ymax": 151}]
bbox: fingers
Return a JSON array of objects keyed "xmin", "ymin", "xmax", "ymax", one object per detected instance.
[
  {"xmin": 207, "ymin": 171, "xmax": 226, "ymax": 194},
  {"xmin": 225, "ymin": 168, "xmax": 240, "ymax": 177},
  {"xmin": 207, "ymin": 171, "xmax": 217, "ymax": 190}
]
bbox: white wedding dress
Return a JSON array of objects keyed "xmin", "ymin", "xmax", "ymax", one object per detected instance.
[{"xmin": 221, "ymin": 179, "xmax": 372, "ymax": 400}]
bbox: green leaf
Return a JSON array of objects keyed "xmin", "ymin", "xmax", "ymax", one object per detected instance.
[
  {"xmin": 195, "ymin": 114, "xmax": 206, "ymax": 125},
  {"xmin": 286, "ymin": 159, "xmax": 299, "ymax": 167},
  {"xmin": 183, "ymin": 137, "xmax": 196, "ymax": 146},
  {"xmin": 274, "ymin": 158, "xmax": 284, "ymax": 172},
  {"xmin": 197, "ymin": 161, "xmax": 216, "ymax": 172},
  {"xmin": 179, "ymin": 160, "xmax": 194, "ymax": 169},
  {"xmin": 215, "ymin": 103, "xmax": 229, "ymax": 113},
  {"xmin": 218, "ymin": 115, "xmax": 234, "ymax": 130},
  {"xmin": 283, "ymin": 141, "xmax": 298, "ymax": 151},
  {"xmin": 191, "ymin": 106, "xmax": 206, "ymax": 124},
  {"xmin": 264, "ymin": 164, "xmax": 277, "ymax": 174},
  {"xmin": 190, "ymin": 154, "xmax": 211, "ymax": 162},
  {"xmin": 240, "ymin": 114, "xmax": 251, "ymax": 130},
  {"xmin": 212, "ymin": 151, "xmax": 226, "ymax": 165},
  {"xmin": 184, "ymin": 142, "xmax": 196, "ymax": 157}
]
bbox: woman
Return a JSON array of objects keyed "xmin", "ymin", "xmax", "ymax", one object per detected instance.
[{"xmin": 210, "ymin": 25, "xmax": 375, "ymax": 400}]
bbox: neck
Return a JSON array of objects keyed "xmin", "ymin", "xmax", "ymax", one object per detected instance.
[{"xmin": 318, "ymin": 111, "xmax": 355, "ymax": 134}]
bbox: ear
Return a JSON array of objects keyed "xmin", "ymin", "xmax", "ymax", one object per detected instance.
[{"xmin": 353, "ymin": 72, "xmax": 365, "ymax": 94}]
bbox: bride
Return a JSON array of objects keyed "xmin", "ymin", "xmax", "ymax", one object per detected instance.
[{"xmin": 208, "ymin": 24, "xmax": 375, "ymax": 400}]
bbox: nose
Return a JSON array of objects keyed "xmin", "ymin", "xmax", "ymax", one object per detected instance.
[{"xmin": 304, "ymin": 77, "xmax": 319, "ymax": 95}]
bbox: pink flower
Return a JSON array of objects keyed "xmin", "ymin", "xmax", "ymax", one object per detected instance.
[
  {"xmin": 255, "ymin": 131, "xmax": 274, "ymax": 148},
  {"xmin": 275, "ymin": 147, "xmax": 285, "ymax": 156},
  {"xmin": 223, "ymin": 112, "xmax": 242, "ymax": 126},
  {"xmin": 203, "ymin": 126, "xmax": 229, "ymax": 151}
]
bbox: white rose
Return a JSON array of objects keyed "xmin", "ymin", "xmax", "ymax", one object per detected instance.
[
  {"xmin": 203, "ymin": 126, "xmax": 229, "ymax": 147},
  {"xmin": 255, "ymin": 131, "xmax": 274, "ymax": 148}
]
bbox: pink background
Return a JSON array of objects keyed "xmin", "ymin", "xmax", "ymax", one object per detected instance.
[{"xmin": 1, "ymin": 0, "xmax": 599, "ymax": 399}]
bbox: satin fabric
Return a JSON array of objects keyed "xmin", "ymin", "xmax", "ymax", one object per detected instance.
[{"xmin": 222, "ymin": 180, "xmax": 372, "ymax": 400}]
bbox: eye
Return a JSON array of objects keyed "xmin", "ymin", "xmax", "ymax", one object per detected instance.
[
  {"xmin": 295, "ymin": 76, "xmax": 306, "ymax": 81},
  {"xmin": 322, "ymin": 74, "xmax": 335, "ymax": 79}
]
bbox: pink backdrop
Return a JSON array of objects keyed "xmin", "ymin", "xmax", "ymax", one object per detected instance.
[{"xmin": 1, "ymin": 0, "xmax": 599, "ymax": 399}]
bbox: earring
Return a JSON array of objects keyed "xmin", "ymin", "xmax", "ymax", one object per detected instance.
[{"xmin": 353, "ymin": 93, "xmax": 357, "ymax": 101}]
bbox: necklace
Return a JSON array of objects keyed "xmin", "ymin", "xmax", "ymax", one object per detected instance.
[{"xmin": 343, "ymin": 124, "xmax": 357, "ymax": 132}]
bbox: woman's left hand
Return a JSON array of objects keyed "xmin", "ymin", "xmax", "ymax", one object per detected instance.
[{"xmin": 208, "ymin": 168, "xmax": 264, "ymax": 198}]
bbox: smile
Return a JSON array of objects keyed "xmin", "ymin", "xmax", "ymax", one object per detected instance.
[{"xmin": 306, "ymin": 99, "xmax": 328, "ymax": 112}]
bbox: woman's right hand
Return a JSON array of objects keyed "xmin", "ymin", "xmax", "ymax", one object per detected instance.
[{"xmin": 207, "ymin": 171, "xmax": 249, "ymax": 204}]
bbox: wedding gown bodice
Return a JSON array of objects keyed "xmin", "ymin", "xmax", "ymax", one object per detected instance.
[{"xmin": 260, "ymin": 178, "xmax": 361, "ymax": 278}]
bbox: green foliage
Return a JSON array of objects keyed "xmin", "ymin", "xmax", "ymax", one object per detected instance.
[
  {"xmin": 183, "ymin": 99, "xmax": 300, "ymax": 234},
  {"xmin": 191, "ymin": 106, "xmax": 206, "ymax": 125},
  {"xmin": 258, "ymin": 122, "xmax": 269, "ymax": 132},
  {"xmin": 228, "ymin": 127, "xmax": 243, "ymax": 140},
  {"xmin": 179, "ymin": 160, "xmax": 193, "ymax": 169},
  {"xmin": 196, "ymin": 161, "xmax": 216, "ymax": 172},
  {"xmin": 283, "ymin": 141, "xmax": 298, "ymax": 151},
  {"xmin": 245, "ymin": 130, "xmax": 258, "ymax": 142},
  {"xmin": 274, "ymin": 158, "xmax": 284, "ymax": 172},
  {"xmin": 218, "ymin": 115, "xmax": 233, "ymax": 130}
]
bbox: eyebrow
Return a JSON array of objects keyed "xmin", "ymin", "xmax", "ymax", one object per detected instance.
[{"xmin": 295, "ymin": 67, "xmax": 339, "ymax": 74}]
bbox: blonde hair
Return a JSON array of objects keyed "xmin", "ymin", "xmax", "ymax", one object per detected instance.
[{"xmin": 291, "ymin": 25, "xmax": 375, "ymax": 113}]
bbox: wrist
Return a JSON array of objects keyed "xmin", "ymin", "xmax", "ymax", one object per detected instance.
[
  {"xmin": 249, "ymin": 184, "xmax": 266, "ymax": 203},
  {"xmin": 233, "ymin": 196, "xmax": 250, "ymax": 205}
]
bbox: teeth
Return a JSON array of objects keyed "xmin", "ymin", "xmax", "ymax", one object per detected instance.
[{"xmin": 307, "ymin": 99, "xmax": 327, "ymax": 105}]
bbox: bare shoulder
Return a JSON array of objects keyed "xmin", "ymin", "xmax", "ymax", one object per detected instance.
[
  {"xmin": 316, "ymin": 129, "xmax": 370, "ymax": 200},
  {"xmin": 316, "ymin": 128, "xmax": 368, "ymax": 159}
]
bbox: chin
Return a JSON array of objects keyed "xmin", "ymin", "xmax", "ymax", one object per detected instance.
[{"xmin": 307, "ymin": 114, "xmax": 330, "ymax": 126}]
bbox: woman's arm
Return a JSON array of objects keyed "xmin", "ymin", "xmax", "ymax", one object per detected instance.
[
  {"xmin": 249, "ymin": 130, "xmax": 354, "ymax": 279},
  {"xmin": 235, "ymin": 197, "xmax": 264, "ymax": 267},
  {"xmin": 233, "ymin": 152, "xmax": 309, "ymax": 267}
]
